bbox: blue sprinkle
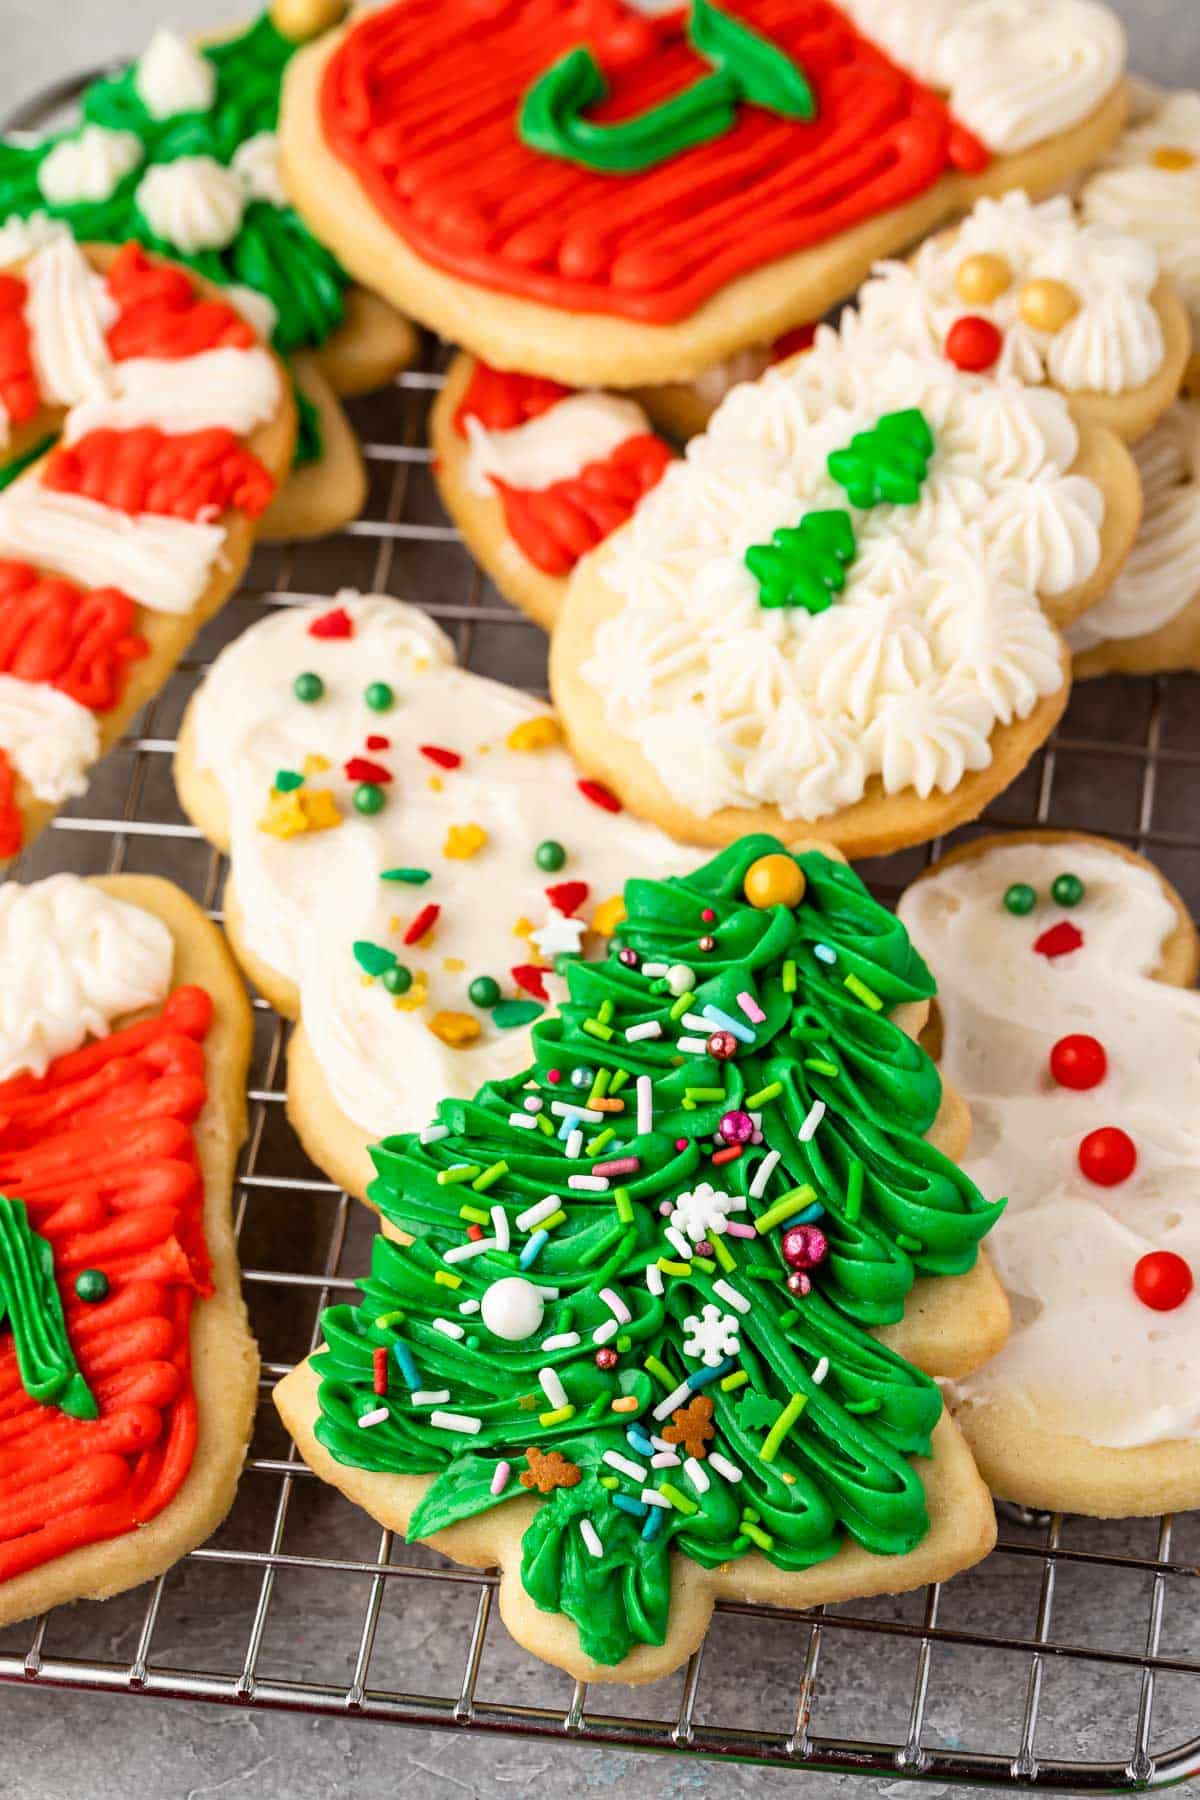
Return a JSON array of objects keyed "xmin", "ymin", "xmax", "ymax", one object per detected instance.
[
  {"xmin": 557, "ymin": 1110, "xmax": 582, "ymax": 1140},
  {"xmin": 519, "ymin": 1229, "xmax": 549, "ymax": 1269},
  {"xmin": 392, "ymin": 1340, "xmax": 419, "ymax": 1389},
  {"xmin": 813, "ymin": 943, "xmax": 837, "ymax": 966},
  {"xmin": 641, "ymin": 1506, "xmax": 665, "ymax": 1541},
  {"xmin": 795, "ymin": 1201, "xmax": 826, "ymax": 1225},
  {"xmin": 626, "ymin": 1425, "xmax": 654, "ymax": 1457},
  {"xmin": 687, "ymin": 1356, "xmax": 735, "ymax": 1392},
  {"xmin": 701, "ymin": 1005, "xmax": 755, "ymax": 1045},
  {"xmin": 613, "ymin": 1493, "xmax": 649, "ymax": 1518}
]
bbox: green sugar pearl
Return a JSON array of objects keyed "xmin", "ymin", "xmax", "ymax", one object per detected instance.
[
  {"xmin": 354, "ymin": 782, "xmax": 386, "ymax": 816},
  {"xmin": 1052, "ymin": 872, "xmax": 1085, "ymax": 908},
  {"xmin": 382, "ymin": 965, "xmax": 413, "ymax": 995},
  {"xmin": 1003, "ymin": 882, "xmax": 1037, "ymax": 917},
  {"xmin": 364, "ymin": 681, "xmax": 394, "ymax": 712},
  {"xmin": 75, "ymin": 1268, "xmax": 109, "ymax": 1303},
  {"xmin": 293, "ymin": 671, "xmax": 324, "ymax": 704},
  {"xmin": 536, "ymin": 839, "xmax": 567, "ymax": 872},
  {"xmin": 468, "ymin": 975, "xmax": 502, "ymax": 1009}
]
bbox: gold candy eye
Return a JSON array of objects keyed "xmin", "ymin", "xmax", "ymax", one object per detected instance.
[
  {"xmin": 953, "ymin": 252, "xmax": 1012, "ymax": 305},
  {"xmin": 1018, "ymin": 277, "xmax": 1081, "ymax": 333},
  {"xmin": 1153, "ymin": 146, "xmax": 1196, "ymax": 171}
]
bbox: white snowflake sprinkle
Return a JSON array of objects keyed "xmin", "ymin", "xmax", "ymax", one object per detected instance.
[
  {"xmin": 669, "ymin": 1180, "xmax": 746, "ymax": 1244},
  {"xmin": 530, "ymin": 913, "xmax": 588, "ymax": 958},
  {"xmin": 682, "ymin": 1303, "xmax": 741, "ymax": 1366}
]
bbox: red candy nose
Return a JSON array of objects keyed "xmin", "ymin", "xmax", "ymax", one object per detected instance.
[
  {"xmin": 945, "ymin": 316, "xmax": 1004, "ymax": 372},
  {"xmin": 1034, "ymin": 921, "xmax": 1084, "ymax": 959}
]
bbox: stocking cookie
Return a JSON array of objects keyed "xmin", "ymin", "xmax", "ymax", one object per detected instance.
[
  {"xmin": 274, "ymin": 838, "xmax": 1003, "ymax": 1683},
  {"xmin": 0, "ymin": 7, "xmax": 418, "ymax": 541},
  {"xmin": 278, "ymin": 0, "xmax": 1128, "ymax": 387},
  {"xmin": 900, "ymin": 833, "xmax": 1200, "ymax": 1517},
  {"xmin": 431, "ymin": 356, "xmax": 674, "ymax": 629},
  {"xmin": 551, "ymin": 322, "xmax": 1140, "ymax": 859},
  {"xmin": 0, "ymin": 236, "xmax": 295, "ymax": 862},
  {"xmin": 0, "ymin": 872, "xmax": 257, "ymax": 1625}
]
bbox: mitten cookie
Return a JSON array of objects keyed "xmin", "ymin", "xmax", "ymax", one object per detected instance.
[{"xmin": 0, "ymin": 872, "xmax": 257, "ymax": 1626}]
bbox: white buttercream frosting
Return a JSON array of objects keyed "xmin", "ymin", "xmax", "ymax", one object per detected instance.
[
  {"xmin": 231, "ymin": 132, "xmax": 287, "ymax": 208},
  {"xmin": 22, "ymin": 233, "xmax": 116, "ymax": 407},
  {"xmin": 851, "ymin": 192, "xmax": 1165, "ymax": 396},
  {"xmin": 582, "ymin": 330, "xmax": 1099, "ymax": 822},
  {"xmin": 900, "ymin": 841, "xmax": 1200, "ymax": 1450},
  {"xmin": 135, "ymin": 156, "xmax": 246, "ymax": 255},
  {"xmin": 0, "ymin": 674, "xmax": 98, "ymax": 804},
  {"xmin": 188, "ymin": 593, "xmax": 693, "ymax": 1137},
  {"xmin": 0, "ymin": 874, "xmax": 173, "ymax": 1081},
  {"xmin": 36, "ymin": 126, "xmax": 143, "ymax": 208},
  {"xmin": 0, "ymin": 486, "xmax": 225, "ymax": 616},
  {"xmin": 0, "ymin": 212, "xmax": 67, "ymax": 265},
  {"xmin": 835, "ymin": 0, "xmax": 1124, "ymax": 154},
  {"xmin": 134, "ymin": 29, "xmax": 217, "ymax": 121},
  {"xmin": 63, "ymin": 346, "xmax": 283, "ymax": 444},
  {"xmin": 464, "ymin": 391, "xmax": 650, "ymax": 494}
]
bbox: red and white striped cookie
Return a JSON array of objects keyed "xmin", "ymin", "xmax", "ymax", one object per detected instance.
[{"xmin": 0, "ymin": 235, "xmax": 295, "ymax": 860}]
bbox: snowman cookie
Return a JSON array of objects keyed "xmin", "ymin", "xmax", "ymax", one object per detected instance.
[
  {"xmin": 551, "ymin": 319, "xmax": 1141, "ymax": 859},
  {"xmin": 0, "ymin": 6, "xmax": 417, "ymax": 541},
  {"xmin": 0, "ymin": 235, "xmax": 295, "ymax": 862},
  {"xmin": 900, "ymin": 833, "xmax": 1200, "ymax": 1517},
  {"xmin": 279, "ymin": 0, "xmax": 1128, "ymax": 387}
]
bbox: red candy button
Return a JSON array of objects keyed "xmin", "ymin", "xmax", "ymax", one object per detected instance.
[
  {"xmin": 308, "ymin": 605, "xmax": 353, "ymax": 638},
  {"xmin": 1034, "ymin": 921, "xmax": 1084, "ymax": 959},
  {"xmin": 1049, "ymin": 1034, "xmax": 1107, "ymax": 1090},
  {"xmin": 1078, "ymin": 1125, "xmax": 1136, "ymax": 1186},
  {"xmin": 1133, "ymin": 1251, "xmax": 1193, "ymax": 1312},
  {"xmin": 945, "ymin": 316, "xmax": 1004, "ymax": 372}
]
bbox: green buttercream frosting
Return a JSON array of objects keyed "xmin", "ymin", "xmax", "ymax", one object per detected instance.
[
  {"xmin": 0, "ymin": 1196, "xmax": 96, "ymax": 1419},
  {"xmin": 310, "ymin": 838, "xmax": 1004, "ymax": 1667},
  {"xmin": 0, "ymin": 13, "xmax": 346, "ymax": 357}
]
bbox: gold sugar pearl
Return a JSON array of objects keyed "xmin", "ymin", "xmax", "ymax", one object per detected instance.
[
  {"xmin": 953, "ymin": 252, "xmax": 1012, "ymax": 306},
  {"xmin": 1018, "ymin": 277, "xmax": 1081, "ymax": 333},
  {"xmin": 1153, "ymin": 146, "xmax": 1196, "ymax": 171},
  {"xmin": 270, "ymin": 0, "xmax": 346, "ymax": 39},
  {"xmin": 744, "ymin": 853, "xmax": 806, "ymax": 910}
]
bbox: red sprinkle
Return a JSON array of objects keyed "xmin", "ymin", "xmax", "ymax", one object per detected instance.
[
  {"xmin": 545, "ymin": 879, "xmax": 589, "ymax": 916},
  {"xmin": 372, "ymin": 1346, "xmax": 389, "ymax": 1395},
  {"xmin": 344, "ymin": 756, "xmax": 392, "ymax": 784},
  {"xmin": 366, "ymin": 735, "xmax": 390, "ymax": 752},
  {"xmin": 420, "ymin": 744, "xmax": 462, "ymax": 770},
  {"xmin": 308, "ymin": 605, "xmax": 353, "ymax": 639},
  {"xmin": 712, "ymin": 1144, "xmax": 744, "ymax": 1165},
  {"xmin": 945, "ymin": 315, "xmax": 1004, "ymax": 372},
  {"xmin": 467, "ymin": 1224, "xmax": 485, "ymax": 1242},
  {"xmin": 547, "ymin": 1069, "xmax": 562, "ymax": 1084},
  {"xmin": 404, "ymin": 903, "xmax": 440, "ymax": 945},
  {"xmin": 578, "ymin": 778, "xmax": 621, "ymax": 813},
  {"xmin": 1049, "ymin": 1034, "xmax": 1107, "ymax": 1090},
  {"xmin": 1033, "ymin": 921, "xmax": 1084, "ymax": 959},
  {"xmin": 701, "ymin": 908, "xmax": 716, "ymax": 923},
  {"xmin": 1133, "ymin": 1250, "xmax": 1194, "ymax": 1312},
  {"xmin": 511, "ymin": 964, "xmax": 550, "ymax": 1001}
]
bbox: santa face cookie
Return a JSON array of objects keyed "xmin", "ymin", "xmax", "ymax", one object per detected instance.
[
  {"xmin": 0, "ymin": 236, "xmax": 295, "ymax": 863},
  {"xmin": 275, "ymin": 836, "xmax": 1003, "ymax": 1683},
  {"xmin": 900, "ymin": 833, "xmax": 1200, "ymax": 1518},
  {"xmin": 847, "ymin": 191, "xmax": 1190, "ymax": 442},
  {"xmin": 0, "ymin": 8, "xmax": 417, "ymax": 540},
  {"xmin": 431, "ymin": 355, "xmax": 675, "ymax": 629},
  {"xmin": 278, "ymin": 0, "xmax": 1128, "ymax": 387},
  {"xmin": 175, "ymin": 592, "xmax": 705, "ymax": 1200},
  {"xmin": 551, "ymin": 324, "xmax": 1141, "ymax": 859},
  {"xmin": 0, "ymin": 872, "xmax": 257, "ymax": 1625}
]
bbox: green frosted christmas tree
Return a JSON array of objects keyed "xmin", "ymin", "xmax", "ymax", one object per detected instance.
[{"xmin": 309, "ymin": 838, "xmax": 1003, "ymax": 1667}]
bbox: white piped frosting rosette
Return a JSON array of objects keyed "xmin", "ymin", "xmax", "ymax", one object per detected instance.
[
  {"xmin": 558, "ymin": 322, "xmax": 1130, "ymax": 852},
  {"xmin": 180, "ymin": 592, "xmax": 694, "ymax": 1171},
  {"xmin": 900, "ymin": 837, "xmax": 1200, "ymax": 1514}
]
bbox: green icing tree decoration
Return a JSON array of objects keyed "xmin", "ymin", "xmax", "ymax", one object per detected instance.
[
  {"xmin": 0, "ymin": 1197, "xmax": 96, "ymax": 1419},
  {"xmin": 827, "ymin": 408, "xmax": 935, "ymax": 509},
  {"xmin": 308, "ymin": 838, "xmax": 1003, "ymax": 1668},
  {"xmin": 744, "ymin": 508, "xmax": 855, "ymax": 612},
  {"xmin": 0, "ymin": 13, "xmax": 347, "ymax": 359}
]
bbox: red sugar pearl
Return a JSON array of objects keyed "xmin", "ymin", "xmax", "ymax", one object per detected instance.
[
  {"xmin": 1049, "ymin": 1034, "xmax": 1107, "ymax": 1091},
  {"xmin": 1133, "ymin": 1250, "xmax": 1193, "ymax": 1312},
  {"xmin": 1078, "ymin": 1125, "xmax": 1136, "ymax": 1187},
  {"xmin": 945, "ymin": 315, "xmax": 1003, "ymax": 372},
  {"xmin": 595, "ymin": 1347, "xmax": 619, "ymax": 1369}
]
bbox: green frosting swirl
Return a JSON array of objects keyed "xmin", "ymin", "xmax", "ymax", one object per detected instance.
[
  {"xmin": 0, "ymin": 13, "xmax": 347, "ymax": 358},
  {"xmin": 310, "ymin": 838, "xmax": 1004, "ymax": 1667}
]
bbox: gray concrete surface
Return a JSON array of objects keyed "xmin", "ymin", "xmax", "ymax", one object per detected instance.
[{"xmin": 1, "ymin": 1, "xmax": 1200, "ymax": 1795}]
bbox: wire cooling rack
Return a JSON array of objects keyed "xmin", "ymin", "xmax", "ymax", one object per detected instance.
[{"xmin": 5, "ymin": 69, "xmax": 1200, "ymax": 1799}]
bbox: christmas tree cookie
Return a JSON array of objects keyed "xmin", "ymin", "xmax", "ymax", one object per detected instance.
[
  {"xmin": 0, "ymin": 872, "xmax": 257, "ymax": 1625},
  {"xmin": 278, "ymin": 0, "xmax": 1128, "ymax": 387},
  {"xmin": 276, "ymin": 837, "xmax": 1004, "ymax": 1681},
  {"xmin": 0, "ymin": 236, "xmax": 296, "ymax": 863},
  {"xmin": 900, "ymin": 832, "xmax": 1200, "ymax": 1517},
  {"xmin": 552, "ymin": 323, "xmax": 1142, "ymax": 859},
  {"xmin": 0, "ymin": 5, "xmax": 417, "ymax": 540}
]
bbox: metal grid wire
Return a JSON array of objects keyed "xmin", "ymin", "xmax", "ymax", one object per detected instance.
[{"xmin": 4, "ymin": 79, "xmax": 1200, "ymax": 1793}]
